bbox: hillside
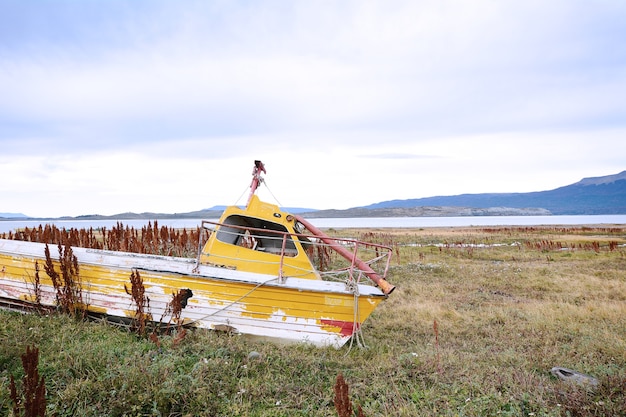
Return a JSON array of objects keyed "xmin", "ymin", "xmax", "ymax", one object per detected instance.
[
  {"xmin": 0, "ymin": 213, "xmax": 28, "ymax": 219},
  {"xmin": 359, "ymin": 170, "xmax": 626, "ymax": 215},
  {"xmin": 300, "ymin": 206, "xmax": 551, "ymax": 218}
]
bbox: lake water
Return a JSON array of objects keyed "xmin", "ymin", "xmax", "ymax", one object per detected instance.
[{"xmin": 1, "ymin": 215, "xmax": 626, "ymax": 234}]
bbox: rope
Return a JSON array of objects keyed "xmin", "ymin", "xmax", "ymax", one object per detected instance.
[{"xmin": 344, "ymin": 272, "xmax": 367, "ymax": 354}]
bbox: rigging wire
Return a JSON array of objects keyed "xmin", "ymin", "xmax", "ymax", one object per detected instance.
[
  {"xmin": 232, "ymin": 178, "xmax": 282, "ymax": 208},
  {"xmin": 233, "ymin": 185, "xmax": 251, "ymax": 207},
  {"xmin": 262, "ymin": 180, "xmax": 283, "ymax": 208}
]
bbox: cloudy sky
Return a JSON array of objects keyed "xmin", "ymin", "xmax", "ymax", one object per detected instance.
[{"xmin": 1, "ymin": 1, "xmax": 625, "ymax": 218}]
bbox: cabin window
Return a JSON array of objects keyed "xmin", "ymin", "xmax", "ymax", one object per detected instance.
[{"xmin": 216, "ymin": 215, "xmax": 298, "ymax": 256}]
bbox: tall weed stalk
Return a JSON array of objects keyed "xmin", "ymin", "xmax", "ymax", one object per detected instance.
[
  {"xmin": 43, "ymin": 243, "xmax": 83, "ymax": 316},
  {"xmin": 9, "ymin": 345, "xmax": 46, "ymax": 417}
]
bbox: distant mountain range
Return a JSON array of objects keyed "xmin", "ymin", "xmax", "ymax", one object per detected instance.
[
  {"xmin": 0, "ymin": 207, "xmax": 318, "ymax": 221},
  {"xmin": 2, "ymin": 171, "xmax": 625, "ymax": 220},
  {"xmin": 303, "ymin": 170, "xmax": 626, "ymax": 217},
  {"xmin": 0, "ymin": 212, "xmax": 29, "ymax": 219}
]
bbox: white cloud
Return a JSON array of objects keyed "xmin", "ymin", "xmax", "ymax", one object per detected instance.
[{"xmin": 1, "ymin": 1, "xmax": 625, "ymax": 217}]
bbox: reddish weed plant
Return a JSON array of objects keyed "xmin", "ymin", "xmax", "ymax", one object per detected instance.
[
  {"xmin": 43, "ymin": 243, "xmax": 83, "ymax": 316},
  {"xmin": 9, "ymin": 345, "xmax": 46, "ymax": 417},
  {"xmin": 124, "ymin": 269, "xmax": 150, "ymax": 336},
  {"xmin": 5, "ymin": 222, "xmax": 205, "ymax": 258},
  {"xmin": 334, "ymin": 373, "xmax": 365, "ymax": 417}
]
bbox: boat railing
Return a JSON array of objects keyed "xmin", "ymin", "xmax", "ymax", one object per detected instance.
[{"xmin": 199, "ymin": 220, "xmax": 392, "ymax": 286}]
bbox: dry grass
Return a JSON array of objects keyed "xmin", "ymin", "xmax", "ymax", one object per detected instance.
[
  {"xmin": 346, "ymin": 225, "xmax": 626, "ymax": 415},
  {"xmin": 1, "ymin": 225, "xmax": 625, "ymax": 416}
]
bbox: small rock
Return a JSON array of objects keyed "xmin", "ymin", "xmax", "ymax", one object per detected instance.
[
  {"xmin": 551, "ymin": 367, "xmax": 599, "ymax": 389},
  {"xmin": 247, "ymin": 351, "xmax": 262, "ymax": 361}
]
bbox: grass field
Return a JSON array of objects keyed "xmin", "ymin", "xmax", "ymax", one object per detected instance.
[{"xmin": 2, "ymin": 225, "xmax": 625, "ymax": 416}]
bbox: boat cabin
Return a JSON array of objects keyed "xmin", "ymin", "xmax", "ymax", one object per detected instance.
[{"xmin": 199, "ymin": 194, "xmax": 320, "ymax": 280}]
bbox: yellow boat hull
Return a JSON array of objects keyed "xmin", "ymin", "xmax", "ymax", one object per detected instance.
[{"xmin": 0, "ymin": 239, "xmax": 385, "ymax": 348}]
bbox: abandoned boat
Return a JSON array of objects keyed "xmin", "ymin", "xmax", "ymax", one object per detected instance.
[{"xmin": 0, "ymin": 161, "xmax": 395, "ymax": 348}]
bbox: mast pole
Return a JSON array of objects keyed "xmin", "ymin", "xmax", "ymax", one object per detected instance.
[{"xmin": 247, "ymin": 160, "xmax": 266, "ymax": 207}]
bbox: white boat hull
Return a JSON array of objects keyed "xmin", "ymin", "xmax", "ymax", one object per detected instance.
[{"xmin": 0, "ymin": 239, "xmax": 385, "ymax": 348}]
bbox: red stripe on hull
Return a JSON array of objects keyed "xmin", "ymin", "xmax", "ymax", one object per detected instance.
[{"xmin": 320, "ymin": 319, "xmax": 360, "ymax": 337}]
